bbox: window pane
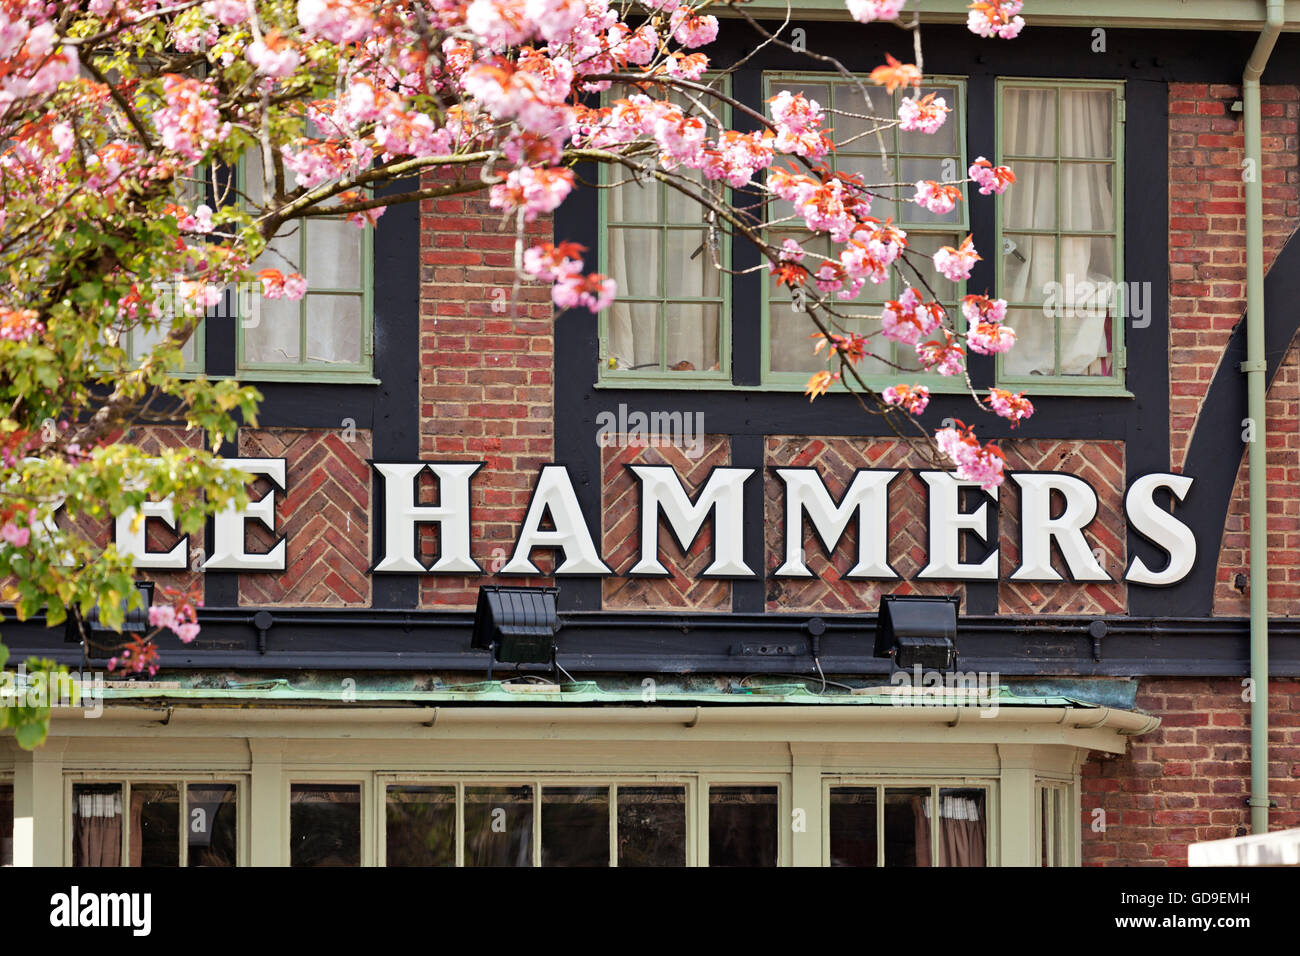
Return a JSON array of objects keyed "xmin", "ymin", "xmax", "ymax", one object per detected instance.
[
  {"xmin": 1003, "ymin": 87, "xmax": 1056, "ymax": 156},
  {"xmin": 1041, "ymin": 788, "xmax": 1050, "ymax": 865},
  {"xmin": 664, "ymin": 168, "xmax": 711, "ymax": 224},
  {"xmin": 1061, "ymin": 163, "xmax": 1114, "ymax": 231},
  {"xmin": 187, "ymin": 784, "xmax": 237, "ymax": 867},
  {"xmin": 73, "ymin": 784, "xmax": 122, "ymax": 867},
  {"xmin": 900, "ymin": 157, "xmax": 962, "ymax": 225},
  {"xmin": 607, "ymin": 228, "xmax": 660, "ymax": 298},
  {"xmin": 665, "ymin": 303, "xmax": 720, "ymax": 372},
  {"xmin": 1003, "ymin": 307, "xmax": 1055, "ymax": 377},
  {"xmin": 831, "ymin": 82, "xmax": 889, "ymax": 146},
  {"xmin": 617, "ymin": 786, "xmax": 686, "ymax": 867},
  {"xmin": 607, "ymin": 302, "xmax": 658, "ymax": 371},
  {"xmin": 1002, "ymin": 234, "xmax": 1055, "ymax": 305},
  {"xmin": 769, "ymin": 304, "xmax": 823, "ymax": 374},
  {"xmin": 607, "ymin": 177, "xmax": 659, "ymax": 223},
  {"xmin": 1052, "ymin": 788, "xmax": 1067, "ymax": 864},
  {"xmin": 130, "ymin": 783, "xmax": 179, "ymax": 867},
  {"xmin": 306, "ymin": 294, "xmax": 363, "ymax": 365},
  {"xmin": 897, "ymin": 85, "xmax": 959, "ymax": 155},
  {"xmin": 541, "ymin": 786, "xmax": 609, "ymax": 867},
  {"xmin": 386, "ymin": 786, "xmax": 455, "ymax": 867},
  {"xmin": 829, "ymin": 787, "xmax": 878, "ymax": 867},
  {"xmin": 1003, "ymin": 162, "xmax": 1056, "ymax": 230},
  {"xmin": 664, "ymin": 229, "xmax": 719, "ymax": 297},
  {"xmin": 1060, "ymin": 89, "xmax": 1114, "ymax": 158},
  {"xmin": 243, "ymin": 295, "xmax": 301, "ymax": 363},
  {"xmin": 883, "ymin": 787, "xmax": 929, "ymax": 867},
  {"xmin": 935, "ymin": 788, "xmax": 987, "ymax": 867},
  {"xmin": 307, "ymin": 218, "xmax": 362, "ymax": 289},
  {"xmin": 709, "ymin": 786, "xmax": 777, "ymax": 867},
  {"xmin": 464, "ymin": 785, "xmax": 533, "ymax": 867},
  {"xmin": 1060, "ymin": 309, "xmax": 1113, "ymax": 376},
  {"xmin": 1, "ymin": 783, "xmax": 12, "ymax": 867},
  {"xmin": 290, "ymin": 785, "xmax": 361, "ymax": 867},
  {"xmin": 904, "ymin": 232, "xmax": 963, "ymax": 305}
]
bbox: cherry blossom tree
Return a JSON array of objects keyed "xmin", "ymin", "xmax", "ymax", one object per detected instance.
[{"xmin": 0, "ymin": 0, "xmax": 1029, "ymax": 742}]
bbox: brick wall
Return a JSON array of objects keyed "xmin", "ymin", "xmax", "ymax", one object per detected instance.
[
  {"xmin": 417, "ymin": 173, "xmax": 556, "ymax": 608},
  {"xmin": 1168, "ymin": 82, "xmax": 1299, "ymax": 473},
  {"xmin": 1083, "ymin": 678, "xmax": 1300, "ymax": 865}
]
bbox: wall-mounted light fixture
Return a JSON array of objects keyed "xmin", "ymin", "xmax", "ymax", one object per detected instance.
[
  {"xmin": 873, "ymin": 594, "xmax": 959, "ymax": 672},
  {"xmin": 471, "ymin": 585, "xmax": 560, "ymax": 678}
]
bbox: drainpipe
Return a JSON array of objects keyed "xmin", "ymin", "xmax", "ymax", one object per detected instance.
[{"xmin": 1242, "ymin": 0, "xmax": 1285, "ymax": 835}]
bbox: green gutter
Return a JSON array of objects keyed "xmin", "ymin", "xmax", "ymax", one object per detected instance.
[{"xmin": 1243, "ymin": 0, "xmax": 1285, "ymax": 836}]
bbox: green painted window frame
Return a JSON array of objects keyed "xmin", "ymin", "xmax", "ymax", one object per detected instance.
[
  {"xmin": 759, "ymin": 72, "xmax": 970, "ymax": 393},
  {"xmin": 994, "ymin": 77, "xmax": 1129, "ymax": 397},
  {"xmin": 232, "ymin": 160, "xmax": 377, "ymax": 384},
  {"xmin": 596, "ymin": 77, "xmax": 733, "ymax": 388}
]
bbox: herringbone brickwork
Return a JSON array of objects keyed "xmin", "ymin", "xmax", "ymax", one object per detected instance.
[
  {"xmin": 237, "ymin": 427, "xmax": 371, "ymax": 607},
  {"xmin": 601, "ymin": 436, "xmax": 732, "ymax": 611}
]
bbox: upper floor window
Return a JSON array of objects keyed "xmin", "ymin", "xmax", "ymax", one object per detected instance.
[
  {"xmin": 239, "ymin": 153, "xmax": 375, "ymax": 382},
  {"xmin": 598, "ymin": 82, "xmax": 731, "ymax": 384},
  {"xmin": 996, "ymin": 79, "xmax": 1125, "ymax": 392},
  {"xmin": 763, "ymin": 74, "xmax": 968, "ymax": 390}
]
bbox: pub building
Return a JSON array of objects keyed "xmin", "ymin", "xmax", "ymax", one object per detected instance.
[{"xmin": 3, "ymin": 3, "xmax": 1300, "ymax": 868}]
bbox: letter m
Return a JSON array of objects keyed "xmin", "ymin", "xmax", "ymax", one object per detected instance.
[{"xmin": 628, "ymin": 465, "xmax": 755, "ymax": 577}]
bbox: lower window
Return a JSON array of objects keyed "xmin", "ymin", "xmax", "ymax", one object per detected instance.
[
  {"xmin": 1, "ymin": 782, "xmax": 12, "ymax": 867},
  {"xmin": 828, "ymin": 784, "xmax": 990, "ymax": 867},
  {"xmin": 70, "ymin": 781, "xmax": 239, "ymax": 867}
]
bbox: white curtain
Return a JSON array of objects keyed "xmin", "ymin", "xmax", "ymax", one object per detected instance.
[
  {"xmin": 1002, "ymin": 89, "xmax": 1114, "ymax": 377},
  {"xmin": 607, "ymin": 170, "xmax": 719, "ymax": 373}
]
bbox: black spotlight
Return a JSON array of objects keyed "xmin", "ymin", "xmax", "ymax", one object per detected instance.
[
  {"xmin": 873, "ymin": 594, "xmax": 959, "ymax": 671},
  {"xmin": 471, "ymin": 585, "xmax": 560, "ymax": 676},
  {"xmin": 66, "ymin": 579, "xmax": 155, "ymax": 647}
]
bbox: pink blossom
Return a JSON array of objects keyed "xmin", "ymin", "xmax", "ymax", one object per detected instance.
[
  {"xmin": 282, "ymin": 273, "xmax": 308, "ymax": 300},
  {"xmin": 933, "ymin": 236, "xmax": 981, "ymax": 281},
  {"xmin": 916, "ymin": 332, "xmax": 965, "ymax": 376},
  {"xmin": 846, "ymin": 0, "xmax": 907, "ymax": 22},
  {"xmin": 175, "ymin": 622, "xmax": 201, "ymax": 643},
  {"xmin": 297, "ymin": 0, "xmax": 375, "ymax": 45},
  {"xmin": 880, "ymin": 287, "xmax": 942, "ymax": 346},
  {"xmin": 201, "ymin": 0, "xmax": 250, "ymax": 24},
  {"xmin": 967, "ymin": 321, "xmax": 1017, "ymax": 354},
  {"xmin": 178, "ymin": 204, "xmax": 214, "ymax": 234},
  {"xmin": 935, "ymin": 426, "xmax": 1005, "ymax": 490},
  {"xmin": 148, "ymin": 605, "xmax": 177, "ymax": 631},
  {"xmin": 247, "ymin": 36, "xmax": 302, "ymax": 78},
  {"xmin": 882, "ymin": 384, "xmax": 930, "ymax": 415},
  {"xmin": 0, "ymin": 308, "xmax": 44, "ymax": 342},
  {"xmin": 669, "ymin": 8, "xmax": 719, "ymax": 48},
  {"xmin": 967, "ymin": 0, "xmax": 1025, "ymax": 39},
  {"xmin": 985, "ymin": 387, "xmax": 1034, "ymax": 425},
  {"xmin": 969, "ymin": 156, "xmax": 1016, "ymax": 195},
  {"xmin": 524, "ymin": 241, "xmax": 586, "ymax": 281},
  {"xmin": 1, "ymin": 522, "xmax": 29, "ymax": 548},
  {"xmin": 552, "ymin": 272, "xmax": 617, "ymax": 312},
  {"xmin": 489, "ymin": 166, "xmax": 575, "ymax": 222},
  {"xmin": 154, "ymin": 75, "xmax": 230, "ymax": 162},
  {"xmin": 914, "ymin": 180, "xmax": 959, "ymax": 215},
  {"xmin": 898, "ymin": 93, "xmax": 949, "ymax": 134}
]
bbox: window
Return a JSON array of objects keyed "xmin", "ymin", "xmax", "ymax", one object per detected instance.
[
  {"xmin": 381, "ymin": 779, "xmax": 689, "ymax": 867},
  {"xmin": 598, "ymin": 82, "xmax": 731, "ymax": 384},
  {"xmin": 1, "ymin": 782, "xmax": 11, "ymax": 867},
  {"xmin": 1038, "ymin": 781, "xmax": 1071, "ymax": 867},
  {"xmin": 708, "ymin": 785, "xmax": 778, "ymax": 867},
  {"xmin": 996, "ymin": 79, "xmax": 1125, "ymax": 391},
  {"xmin": 290, "ymin": 783, "xmax": 361, "ymax": 867},
  {"xmin": 762, "ymin": 74, "xmax": 968, "ymax": 388},
  {"xmin": 237, "ymin": 154, "xmax": 375, "ymax": 381},
  {"xmin": 69, "ymin": 780, "xmax": 239, "ymax": 867},
  {"xmin": 827, "ymin": 782, "xmax": 990, "ymax": 867}
]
